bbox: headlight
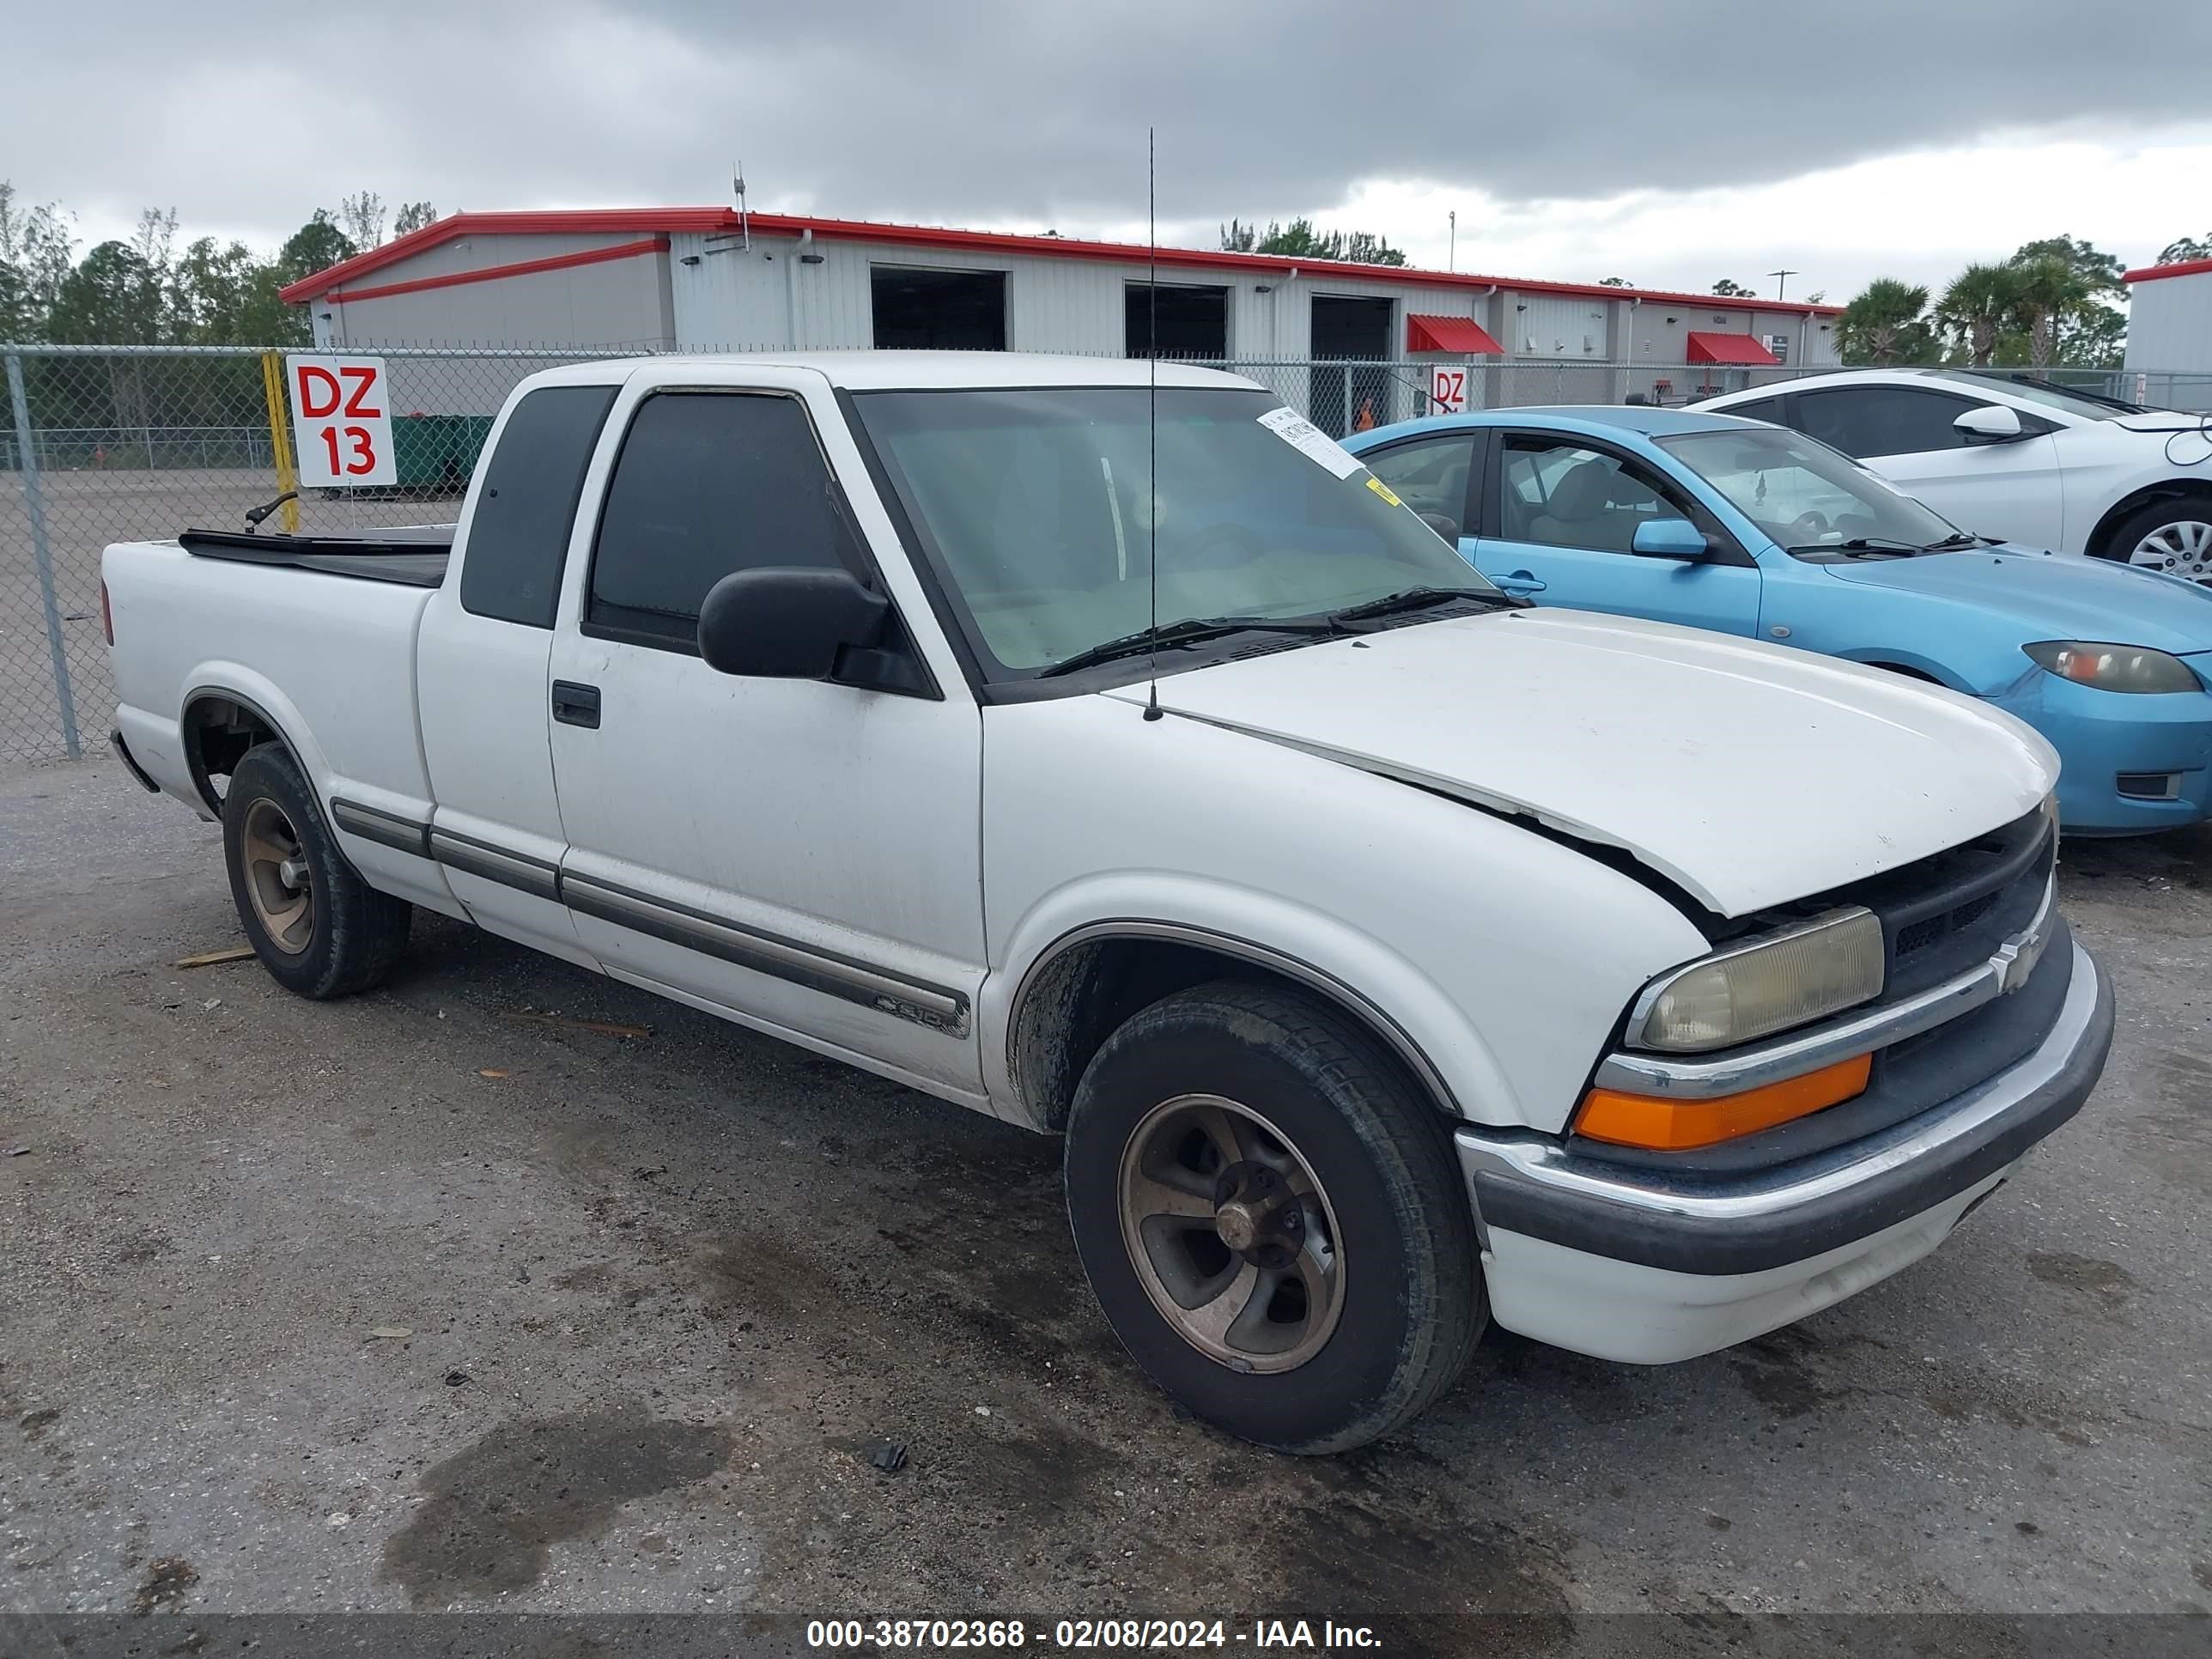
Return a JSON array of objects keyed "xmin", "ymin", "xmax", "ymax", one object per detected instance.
[
  {"xmin": 1629, "ymin": 908, "xmax": 1884, "ymax": 1053},
  {"xmin": 2024, "ymin": 641, "xmax": 2202, "ymax": 694}
]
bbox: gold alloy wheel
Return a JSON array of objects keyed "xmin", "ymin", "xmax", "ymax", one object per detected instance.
[
  {"xmin": 1116, "ymin": 1093, "xmax": 1346, "ymax": 1373},
  {"xmin": 239, "ymin": 797, "xmax": 314, "ymax": 955}
]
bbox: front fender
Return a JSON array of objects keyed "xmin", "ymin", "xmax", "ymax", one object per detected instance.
[{"xmin": 981, "ymin": 875, "xmax": 1515, "ymax": 1129}]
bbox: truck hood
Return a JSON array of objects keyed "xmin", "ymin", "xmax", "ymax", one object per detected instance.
[
  {"xmin": 1819, "ymin": 545, "xmax": 2212, "ymax": 655},
  {"xmin": 1100, "ymin": 609, "xmax": 2055, "ymax": 917}
]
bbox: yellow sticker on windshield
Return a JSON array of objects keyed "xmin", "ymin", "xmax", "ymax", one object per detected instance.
[{"xmin": 1364, "ymin": 476, "xmax": 1404, "ymax": 507}]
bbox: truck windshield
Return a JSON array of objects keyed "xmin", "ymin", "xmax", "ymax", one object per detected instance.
[
  {"xmin": 852, "ymin": 386, "xmax": 1495, "ymax": 676},
  {"xmin": 1657, "ymin": 425, "xmax": 1970, "ymax": 558}
]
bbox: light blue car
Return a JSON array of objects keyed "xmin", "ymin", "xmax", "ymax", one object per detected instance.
[{"xmin": 1341, "ymin": 406, "xmax": 2212, "ymax": 835}]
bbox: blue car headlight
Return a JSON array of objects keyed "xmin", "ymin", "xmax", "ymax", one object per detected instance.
[{"xmin": 2024, "ymin": 641, "xmax": 2203, "ymax": 695}]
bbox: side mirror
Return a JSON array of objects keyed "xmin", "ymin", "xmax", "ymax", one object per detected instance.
[
  {"xmin": 1418, "ymin": 510, "xmax": 1462, "ymax": 543},
  {"xmin": 1630, "ymin": 518, "xmax": 1711, "ymax": 560},
  {"xmin": 697, "ymin": 566, "xmax": 889, "ymax": 678},
  {"xmin": 1954, "ymin": 404, "xmax": 2025, "ymax": 444}
]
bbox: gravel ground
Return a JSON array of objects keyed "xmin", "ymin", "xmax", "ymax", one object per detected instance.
[{"xmin": 1, "ymin": 759, "xmax": 2207, "ymax": 1654}]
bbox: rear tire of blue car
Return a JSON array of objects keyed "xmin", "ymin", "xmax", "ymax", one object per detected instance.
[{"xmin": 1064, "ymin": 980, "xmax": 1485, "ymax": 1455}]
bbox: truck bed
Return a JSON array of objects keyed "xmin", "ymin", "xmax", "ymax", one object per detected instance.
[{"xmin": 179, "ymin": 527, "xmax": 454, "ymax": 589}]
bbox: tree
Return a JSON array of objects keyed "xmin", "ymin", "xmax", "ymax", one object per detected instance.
[
  {"xmin": 339, "ymin": 191, "xmax": 386, "ymax": 250},
  {"xmin": 2157, "ymin": 233, "xmax": 2210, "ymax": 264},
  {"xmin": 392, "ymin": 200, "xmax": 438, "ymax": 238},
  {"xmin": 1597, "ymin": 276, "xmax": 1632, "ymax": 287},
  {"xmin": 1219, "ymin": 216, "xmax": 1406, "ymax": 265},
  {"xmin": 1937, "ymin": 262, "xmax": 2024, "ymax": 368},
  {"xmin": 46, "ymin": 240, "xmax": 166, "ymax": 344},
  {"xmin": 0, "ymin": 182, "xmax": 78, "ymax": 340},
  {"xmin": 275, "ymin": 210, "xmax": 359, "ymax": 289},
  {"xmin": 1711, "ymin": 278, "xmax": 1754, "ymax": 297},
  {"xmin": 1837, "ymin": 277, "xmax": 1933, "ymax": 366},
  {"xmin": 171, "ymin": 236, "xmax": 262, "ymax": 343},
  {"xmin": 2007, "ymin": 234, "xmax": 2124, "ymax": 367},
  {"xmin": 2011, "ymin": 253, "xmax": 2090, "ymax": 369}
]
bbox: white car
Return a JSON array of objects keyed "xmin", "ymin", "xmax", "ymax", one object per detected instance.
[
  {"xmin": 100, "ymin": 353, "xmax": 2110, "ymax": 1454},
  {"xmin": 1692, "ymin": 368, "xmax": 2212, "ymax": 578}
]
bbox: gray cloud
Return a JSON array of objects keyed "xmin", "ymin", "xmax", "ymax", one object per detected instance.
[{"xmin": 7, "ymin": 0, "xmax": 2209, "ymax": 250}]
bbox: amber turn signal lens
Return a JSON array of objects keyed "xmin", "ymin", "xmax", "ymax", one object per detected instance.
[{"xmin": 1575, "ymin": 1053, "xmax": 1872, "ymax": 1152}]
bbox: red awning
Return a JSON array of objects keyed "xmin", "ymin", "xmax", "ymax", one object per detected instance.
[
  {"xmin": 1407, "ymin": 313, "xmax": 1504, "ymax": 354},
  {"xmin": 1686, "ymin": 331, "xmax": 1779, "ymax": 366}
]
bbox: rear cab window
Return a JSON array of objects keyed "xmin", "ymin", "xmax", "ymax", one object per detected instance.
[{"xmin": 459, "ymin": 385, "xmax": 618, "ymax": 627}]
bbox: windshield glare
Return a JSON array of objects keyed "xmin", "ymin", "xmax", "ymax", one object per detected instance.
[
  {"xmin": 854, "ymin": 386, "xmax": 1492, "ymax": 674},
  {"xmin": 1659, "ymin": 425, "xmax": 1964, "ymax": 556}
]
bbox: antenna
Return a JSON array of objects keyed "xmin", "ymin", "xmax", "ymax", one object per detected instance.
[{"xmin": 1142, "ymin": 126, "xmax": 1163, "ymax": 722}]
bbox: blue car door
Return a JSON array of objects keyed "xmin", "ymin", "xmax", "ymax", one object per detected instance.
[{"xmin": 1474, "ymin": 430, "xmax": 1762, "ymax": 634}]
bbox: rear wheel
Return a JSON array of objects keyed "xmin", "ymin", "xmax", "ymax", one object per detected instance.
[
  {"xmin": 1064, "ymin": 981, "xmax": 1483, "ymax": 1454},
  {"xmin": 2102, "ymin": 495, "xmax": 2212, "ymax": 582},
  {"xmin": 222, "ymin": 744, "xmax": 411, "ymax": 999}
]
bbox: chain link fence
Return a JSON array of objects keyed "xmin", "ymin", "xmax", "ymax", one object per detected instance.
[{"xmin": 6, "ymin": 342, "xmax": 2210, "ymax": 767}]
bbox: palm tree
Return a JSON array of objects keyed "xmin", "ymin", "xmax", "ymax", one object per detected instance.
[
  {"xmin": 1838, "ymin": 278, "xmax": 1931, "ymax": 366},
  {"xmin": 1938, "ymin": 263, "xmax": 2024, "ymax": 368},
  {"xmin": 2011, "ymin": 255, "xmax": 2087, "ymax": 370}
]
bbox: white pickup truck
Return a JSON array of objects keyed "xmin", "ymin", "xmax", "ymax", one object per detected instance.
[{"xmin": 103, "ymin": 353, "xmax": 2113, "ymax": 1453}]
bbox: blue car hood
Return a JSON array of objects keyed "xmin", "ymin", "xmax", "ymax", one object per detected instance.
[{"xmin": 1820, "ymin": 546, "xmax": 2212, "ymax": 656}]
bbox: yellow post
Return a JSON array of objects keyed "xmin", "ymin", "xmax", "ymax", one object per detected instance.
[{"xmin": 260, "ymin": 351, "xmax": 300, "ymax": 533}]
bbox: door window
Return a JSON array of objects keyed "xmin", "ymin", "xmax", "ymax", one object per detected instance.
[
  {"xmin": 1361, "ymin": 435, "xmax": 1476, "ymax": 532},
  {"xmin": 586, "ymin": 392, "xmax": 860, "ymax": 651},
  {"xmin": 1790, "ymin": 387, "xmax": 1978, "ymax": 459},
  {"xmin": 1498, "ymin": 438, "xmax": 1693, "ymax": 554}
]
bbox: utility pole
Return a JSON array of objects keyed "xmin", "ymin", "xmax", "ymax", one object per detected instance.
[{"xmin": 1767, "ymin": 268, "xmax": 1799, "ymax": 302}]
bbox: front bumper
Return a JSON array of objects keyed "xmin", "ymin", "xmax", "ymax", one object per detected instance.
[
  {"xmin": 1454, "ymin": 939, "xmax": 2113, "ymax": 1364},
  {"xmin": 1991, "ymin": 670, "xmax": 2212, "ymax": 835}
]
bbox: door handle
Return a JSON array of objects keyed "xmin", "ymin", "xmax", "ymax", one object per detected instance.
[
  {"xmin": 1495, "ymin": 570, "xmax": 1547, "ymax": 594},
  {"xmin": 552, "ymin": 680, "xmax": 601, "ymax": 729}
]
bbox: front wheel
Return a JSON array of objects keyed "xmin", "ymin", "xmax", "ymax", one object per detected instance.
[
  {"xmin": 2104, "ymin": 495, "xmax": 2212, "ymax": 583},
  {"xmin": 222, "ymin": 744, "xmax": 411, "ymax": 999},
  {"xmin": 1064, "ymin": 981, "xmax": 1483, "ymax": 1454}
]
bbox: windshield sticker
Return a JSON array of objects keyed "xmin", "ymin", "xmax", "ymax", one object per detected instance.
[
  {"xmin": 1364, "ymin": 476, "xmax": 1404, "ymax": 507},
  {"xmin": 1258, "ymin": 406, "xmax": 1364, "ymax": 479}
]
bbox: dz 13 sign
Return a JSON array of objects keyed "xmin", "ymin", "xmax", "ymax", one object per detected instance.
[{"xmin": 287, "ymin": 355, "xmax": 397, "ymax": 488}]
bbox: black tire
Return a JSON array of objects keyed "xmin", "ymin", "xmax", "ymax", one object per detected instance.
[
  {"xmin": 222, "ymin": 744, "xmax": 411, "ymax": 1000},
  {"xmin": 2094, "ymin": 494, "xmax": 2212, "ymax": 581},
  {"xmin": 1064, "ymin": 980, "xmax": 1484, "ymax": 1454}
]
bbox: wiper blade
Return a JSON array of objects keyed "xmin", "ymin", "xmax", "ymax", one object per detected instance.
[
  {"xmin": 1920, "ymin": 532, "xmax": 1980, "ymax": 550},
  {"xmin": 1033, "ymin": 614, "xmax": 1335, "ymax": 678},
  {"xmin": 1787, "ymin": 537, "xmax": 1920, "ymax": 558},
  {"xmin": 1328, "ymin": 585, "xmax": 1514, "ymax": 623}
]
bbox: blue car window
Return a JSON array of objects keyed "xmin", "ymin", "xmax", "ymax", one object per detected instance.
[
  {"xmin": 1363, "ymin": 435, "xmax": 1475, "ymax": 528},
  {"xmin": 1499, "ymin": 437, "xmax": 1691, "ymax": 555}
]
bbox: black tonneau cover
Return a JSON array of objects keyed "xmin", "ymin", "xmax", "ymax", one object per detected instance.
[{"xmin": 178, "ymin": 526, "xmax": 453, "ymax": 589}]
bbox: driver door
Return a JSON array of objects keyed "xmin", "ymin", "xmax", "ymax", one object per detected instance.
[
  {"xmin": 544, "ymin": 368, "xmax": 987, "ymax": 1100},
  {"xmin": 1471, "ymin": 433, "xmax": 1762, "ymax": 635}
]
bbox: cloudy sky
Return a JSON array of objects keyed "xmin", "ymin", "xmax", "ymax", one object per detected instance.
[{"xmin": 9, "ymin": 0, "xmax": 2211, "ymax": 299}]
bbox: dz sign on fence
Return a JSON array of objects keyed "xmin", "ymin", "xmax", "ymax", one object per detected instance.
[
  {"xmin": 1429, "ymin": 365, "xmax": 1469, "ymax": 415},
  {"xmin": 287, "ymin": 355, "xmax": 397, "ymax": 488}
]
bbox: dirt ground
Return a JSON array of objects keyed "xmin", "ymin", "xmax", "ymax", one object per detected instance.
[{"xmin": 2, "ymin": 758, "xmax": 2208, "ymax": 1655}]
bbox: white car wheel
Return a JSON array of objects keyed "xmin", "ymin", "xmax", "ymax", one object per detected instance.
[{"xmin": 2127, "ymin": 515, "xmax": 2212, "ymax": 581}]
